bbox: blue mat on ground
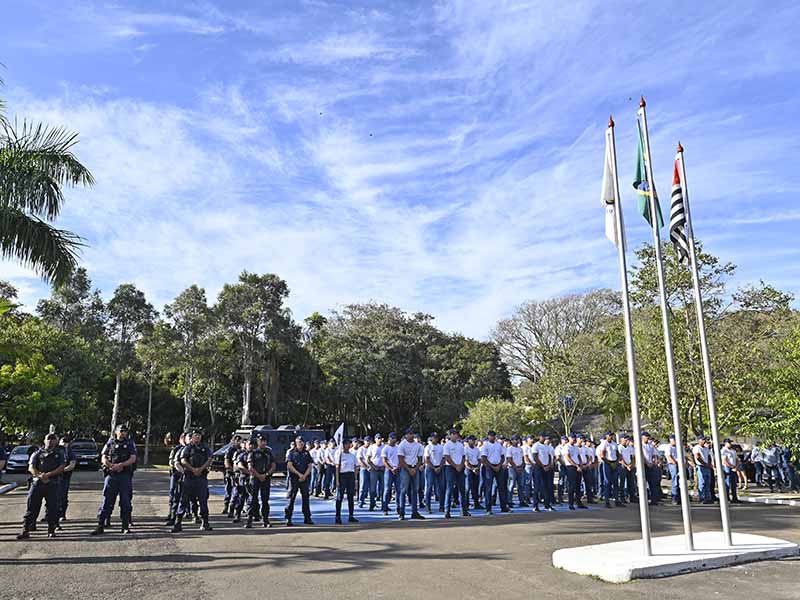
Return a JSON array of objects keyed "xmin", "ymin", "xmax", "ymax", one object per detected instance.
[{"xmin": 209, "ymin": 484, "xmax": 597, "ymax": 524}]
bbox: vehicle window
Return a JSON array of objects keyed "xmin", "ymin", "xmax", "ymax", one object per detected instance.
[
  {"xmin": 11, "ymin": 446, "xmax": 30, "ymax": 455},
  {"xmin": 72, "ymin": 443, "xmax": 97, "ymax": 451}
]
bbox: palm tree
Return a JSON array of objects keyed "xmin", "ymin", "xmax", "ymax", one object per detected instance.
[{"xmin": 0, "ymin": 82, "xmax": 94, "ymax": 285}]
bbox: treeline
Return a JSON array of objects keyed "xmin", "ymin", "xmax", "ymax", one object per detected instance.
[
  {"xmin": 488, "ymin": 242, "xmax": 800, "ymax": 450},
  {"xmin": 0, "ymin": 270, "xmax": 510, "ymax": 441}
]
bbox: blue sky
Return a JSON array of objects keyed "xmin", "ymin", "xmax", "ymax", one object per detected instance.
[{"xmin": 1, "ymin": 1, "xmax": 799, "ymax": 338}]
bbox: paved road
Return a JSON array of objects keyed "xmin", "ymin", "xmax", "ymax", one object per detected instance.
[{"xmin": 1, "ymin": 470, "xmax": 799, "ymax": 600}]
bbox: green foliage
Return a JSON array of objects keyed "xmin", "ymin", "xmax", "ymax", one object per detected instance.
[
  {"xmin": 0, "ymin": 350, "xmax": 65, "ymax": 435},
  {"xmin": 460, "ymin": 397, "xmax": 531, "ymax": 438}
]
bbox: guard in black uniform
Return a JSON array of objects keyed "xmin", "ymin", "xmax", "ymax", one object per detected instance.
[
  {"xmin": 58, "ymin": 433, "xmax": 78, "ymax": 524},
  {"xmin": 246, "ymin": 434, "xmax": 276, "ymax": 528},
  {"xmin": 92, "ymin": 424, "xmax": 137, "ymax": 535},
  {"xmin": 172, "ymin": 429, "xmax": 213, "ymax": 532},
  {"xmin": 285, "ymin": 437, "xmax": 314, "ymax": 526},
  {"xmin": 231, "ymin": 438, "xmax": 253, "ymax": 523},
  {"xmin": 165, "ymin": 432, "xmax": 186, "ymax": 526},
  {"xmin": 17, "ymin": 433, "xmax": 66, "ymax": 540},
  {"xmin": 223, "ymin": 434, "xmax": 242, "ymax": 515}
]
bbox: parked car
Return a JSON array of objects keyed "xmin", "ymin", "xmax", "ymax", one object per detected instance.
[
  {"xmin": 211, "ymin": 425, "xmax": 326, "ymax": 473},
  {"xmin": 70, "ymin": 439, "xmax": 101, "ymax": 470},
  {"xmin": 5, "ymin": 445, "xmax": 38, "ymax": 473}
]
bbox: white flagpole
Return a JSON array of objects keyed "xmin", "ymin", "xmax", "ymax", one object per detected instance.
[
  {"xmin": 638, "ymin": 97, "xmax": 694, "ymax": 551},
  {"xmin": 608, "ymin": 116, "xmax": 652, "ymax": 556},
  {"xmin": 677, "ymin": 143, "xmax": 733, "ymax": 546}
]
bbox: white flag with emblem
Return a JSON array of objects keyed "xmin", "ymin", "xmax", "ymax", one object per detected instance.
[
  {"xmin": 602, "ymin": 126, "xmax": 625, "ymax": 249},
  {"xmin": 333, "ymin": 422, "xmax": 345, "ymax": 446}
]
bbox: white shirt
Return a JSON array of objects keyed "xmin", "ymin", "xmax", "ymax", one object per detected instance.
[
  {"xmin": 532, "ymin": 441, "xmax": 552, "ymax": 466},
  {"xmin": 580, "ymin": 445, "xmax": 594, "ymax": 465},
  {"xmin": 397, "ymin": 439, "xmax": 423, "ymax": 467},
  {"xmin": 335, "ymin": 448, "xmax": 356, "ymax": 473},
  {"xmin": 619, "ymin": 444, "xmax": 635, "ymax": 465},
  {"xmin": 555, "ymin": 443, "xmax": 569, "ymax": 464},
  {"xmin": 356, "ymin": 445, "xmax": 370, "ymax": 468},
  {"xmin": 692, "ymin": 444, "xmax": 711, "ymax": 466},
  {"xmin": 480, "ymin": 440, "xmax": 506, "ymax": 465},
  {"xmin": 566, "ymin": 444, "xmax": 583, "ymax": 466},
  {"xmin": 369, "ymin": 443, "xmax": 385, "ymax": 467},
  {"xmin": 382, "ymin": 444, "xmax": 399, "ymax": 469},
  {"xmin": 309, "ymin": 447, "xmax": 319, "ymax": 463},
  {"xmin": 721, "ymin": 447, "xmax": 737, "ymax": 468},
  {"xmin": 443, "ymin": 440, "xmax": 465, "ymax": 465},
  {"xmin": 324, "ymin": 447, "xmax": 337, "ymax": 464},
  {"xmin": 642, "ymin": 443, "xmax": 657, "ymax": 465},
  {"xmin": 667, "ymin": 444, "xmax": 678, "ymax": 462},
  {"xmin": 597, "ymin": 440, "xmax": 618, "ymax": 461},
  {"xmin": 424, "ymin": 443, "xmax": 444, "ymax": 467},
  {"xmin": 506, "ymin": 445, "xmax": 524, "ymax": 468},
  {"xmin": 464, "ymin": 445, "xmax": 481, "ymax": 466}
]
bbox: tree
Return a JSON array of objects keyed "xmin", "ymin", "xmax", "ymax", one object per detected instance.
[
  {"xmin": 0, "ymin": 92, "xmax": 94, "ymax": 284},
  {"xmin": 107, "ymin": 284, "xmax": 156, "ymax": 432},
  {"xmin": 37, "ymin": 267, "xmax": 107, "ymax": 344},
  {"xmin": 459, "ymin": 397, "xmax": 531, "ymax": 439},
  {"xmin": 136, "ymin": 321, "xmax": 177, "ymax": 464},
  {"xmin": 492, "ymin": 289, "xmax": 620, "ymax": 383},
  {"xmin": 165, "ymin": 285, "xmax": 210, "ymax": 431}
]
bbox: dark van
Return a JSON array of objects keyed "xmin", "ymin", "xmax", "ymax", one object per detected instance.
[{"xmin": 211, "ymin": 425, "xmax": 326, "ymax": 473}]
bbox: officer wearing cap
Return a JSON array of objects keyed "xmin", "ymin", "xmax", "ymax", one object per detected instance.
[
  {"xmin": 721, "ymin": 438, "xmax": 741, "ymax": 504},
  {"xmin": 597, "ymin": 431, "xmax": 622, "ymax": 508},
  {"xmin": 335, "ymin": 438, "xmax": 359, "ymax": 524},
  {"xmin": 531, "ymin": 432, "xmax": 554, "ymax": 512},
  {"xmin": 165, "ymin": 432, "xmax": 187, "ymax": 526},
  {"xmin": 506, "ymin": 435, "xmax": 526, "ymax": 508},
  {"xmin": 641, "ymin": 431, "xmax": 660, "ymax": 506},
  {"xmin": 309, "ymin": 439, "xmax": 322, "ymax": 496},
  {"xmin": 222, "ymin": 434, "xmax": 243, "ymax": 516},
  {"xmin": 357, "ymin": 436, "xmax": 372, "ymax": 508},
  {"xmin": 442, "ymin": 429, "xmax": 469, "ymax": 518},
  {"xmin": 381, "ymin": 432, "xmax": 400, "ymax": 515},
  {"xmin": 230, "ymin": 437, "xmax": 254, "ymax": 523},
  {"xmin": 464, "ymin": 435, "xmax": 482, "ymax": 510},
  {"xmin": 56, "ymin": 433, "xmax": 77, "ymax": 526},
  {"xmin": 564, "ymin": 432, "xmax": 586, "ymax": 510},
  {"xmin": 246, "ymin": 434, "xmax": 276, "ymax": 528},
  {"xmin": 92, "ymin": 424, "xmax": 137, "ymax": 535},
  {"xmin": 367, "ymin": 433, "xmax": 385, "ymax": 511},
  {"xmin": 692, "ymin": 435, "xmax": 713, "ymax": 504},
  {"xmin": 396, "ymin": 427, "xmax": 425, "ymax": 520},
  {"xmin": 173, "ymin": 429, "xmax": 213, "ymax": 532},
  {"xmin": 665, "ymin": 433, "xmax": 682, "ymax": 505},
  {"xmin": 424, "ymin": 432, "xmax": 445, "ymax": 513},
  {"xmin": 16, "ymin": 433, "xmax": 66, "ymax": 540},
  {"xmin": 480, "ymin": 430, "xmax": 509, "ymax": 514},
  {"xmin": 285, "ymin": 436, "xmax": 314, "ymax": 526},
  {"xmin": 554, "ymin": 435, "xmax": 569, "ymax": 504}
]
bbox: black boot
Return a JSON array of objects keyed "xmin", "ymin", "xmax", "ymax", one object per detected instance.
[
  {"xmin": 16, "ymin": 528, "xmax": 30, "ymax": 540},
  {"xmin": 232, "ymin": 510, "xmax": 242, "ymax": 524},
  {"xmin": 91, "ymin": 519, "xmax": 105, "ymax": 536},
  {"xmin": 121, "ymin": 518, "xmax": 131, "ymax": 534},
  {"xmin": 171, "ymin": 515, "xmax": 183, "ymax": 533},
  {"xmin": 222, "ymin": 501, "xmax": 230, "ymax": 516},
  {"xmin": 200, "ymin": 518, "xmax": 213, "ymax": 531},
  {"xmin": 245, "ymin": 516, "xmax": 253, "ymax": 529},
  {"xmin": 165, "ymin": 510, "xmax": 175, "ymax": 526}
]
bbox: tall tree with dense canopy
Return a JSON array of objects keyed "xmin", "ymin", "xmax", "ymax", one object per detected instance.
[{"xmin": 0, "ymin": 88, "xmax": 94, "ymax": 284}]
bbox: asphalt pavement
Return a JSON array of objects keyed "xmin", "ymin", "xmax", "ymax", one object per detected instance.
[{"xmin": 1, "ymin": 470, "xmax": 799, "ymax": 600}]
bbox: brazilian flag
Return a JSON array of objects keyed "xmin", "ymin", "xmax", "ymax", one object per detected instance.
[{"xmin": 633, "ymin": 121, "xmax": 664, "ymax": 227}]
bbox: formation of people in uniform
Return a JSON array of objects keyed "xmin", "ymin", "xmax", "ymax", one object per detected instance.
[{"xmin": 13, "ymin": 423, "xmax": 792, "ymax": 539}]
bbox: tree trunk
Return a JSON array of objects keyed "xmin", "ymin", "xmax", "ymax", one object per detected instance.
[
  {"xmin": 110, "ymin": 369, "xmax": 122, "ymax": 433},
  {"xmin": 144, "ymin": 377, "xmax": 153, "ymax": 466},
  {"xmin": 242, "ymin": 374, "xmax": 252, "ymax": 426},
  {"xmin": 183, "ymin": 366, "xmax": 193, "ymax": 431}
]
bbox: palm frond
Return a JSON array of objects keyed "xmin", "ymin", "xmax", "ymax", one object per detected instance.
[
  {"xmin": 0, "ymin": 206, "xmax": 85, "ymax": 285},
  {"xmin": 0, "ymin": 118, "xmax": 95, "ymax": 219}
]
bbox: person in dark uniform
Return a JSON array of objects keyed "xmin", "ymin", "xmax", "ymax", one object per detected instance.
[
  {"xmin": 285, "ymin": 436, "xmax": 313, "ymax": 526},
  {"xmin": 165, "ymin": 432, "xmax": 187, "ymax": 526},
  {"xmin": 58, "ymin": 433, "xmax": 78, "ymax": 525},
  {"xmin": 246, "ymin": 434, "xmax": 276, "ymax": 528},
  {"xmin": 335, "ymin": 437, "xmax": 359, "ymax": 524},
  {"xmin": 17, "ymin": 433, "xmax": 66, "ymax": 540},
  {"xmin": 92, "ymin": 424, "xmax": 137, "ymax": 535},
  {"xmin": 230, "ymin": 438, "xmax": 253, "ymax": 523},
  {"xmin": 223, "ymin": 434, "xmax": 242, "ymax": 515},
  {"xmin": 172, "ymin": 428, "xmax": 213, "ymax": 532}
]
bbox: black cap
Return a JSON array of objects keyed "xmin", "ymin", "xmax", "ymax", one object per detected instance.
[
  {"xmin": 388, "ymin": 432, "xmax": 397, "ymax": 439},
  {"xmin": 115, "ymin": 424, "xmax": 128, "ymax": 432},
  {"xmin": 404, "ymin": 427, "xmax": 414, "ymax": 434},
  {"xmin": 448, "ymin": 428, "xmax": 459, "ymax": 435},
  {"xmin": 538, "ymin": 431, "xmax": 547, "ymax": 437},
  {"xmin": 487, "ymin": 430, "xmax": 496, "ymax": 437},
  {"xmin": 256, "ymin": 433, "xmax": 267, "ymax": 440},
  {"xmin": 723, "ymin": 438, "xmax": 732, "ymax": 443},
  {"xmin": 466, "ymin": 435, "xmax": 476, "ymax": 441},
  {"xmin": 641, "ymin": 431, "xmax": 651, "ymax": 437}
]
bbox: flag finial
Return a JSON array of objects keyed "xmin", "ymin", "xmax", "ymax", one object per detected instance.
[
  {"xmin": 639, "ymin": 96, "xmax": 646, "ymax": 108},
  {"xmin": 608, "ymin": 115, "xmax": 615, "ymax": 128},
  {"xmin": 677, "ymin": 141, "xmax": 684, "ymax": 153}
]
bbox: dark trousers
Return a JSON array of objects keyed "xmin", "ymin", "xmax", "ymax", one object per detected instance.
[
  {"xmin": 230, "ymin": 478, "xmax": 248, "ymax": 515},
  {"xmin": 178, "ymin": 476, "xmax": 209, "ymax": 518},
  {"xmin": 369, "ymin": 468, "xmax": 384, "ymax": 509},
  {"xmin": 566, "ymin": 466, "xmax": 580, "ymax": 507},
  {"xmin": 466, "ymin": 467, "xmax": 481, "ymax": 507},
  {"xmin": 482, "ymin": 465, "xmax": 508, "ymax": 511},
  {"xmin": 98, "ymin": 473, "xmax": 133, "ymax": 522},
  {"xmin": 382, "ymin": 469, "xmax": 399, "ymax": 512},
  {"xmin": 603, "ymin": 462, "xmax": 620, "ymax": 504},
  {"xmin": 336, "ymin": 472, "xmax": 356, "ymax": 519},
  {"xmin": 313, "ymin": 464, "xmax": 323, "ymax": 495},
  {"xmin": 645, "ymin": 466, "xmax": 661, "ymax": 503},
  {"xmin": 223, "ymin": 471, "xmax": 234, "ymax": 505},
  {"xmin": 582, "ymin": 468, "xmax": 596, "ymax": 502},
  {"xmin": 557, "ymin": 464, "xmax": 568, "ymax": 502},
  {"xmin": 323, "ymin": 465, "xmax": 336, "ymax": 496},
  {"xmin": 59, "ymin": 473, "xmax": 73, "ymax": 518},
  {"xmin": 286, "ymin": 476, "xmax": 311, "ymax": 521},
  {"xmin": 619, "ymin": 465, "xmax": 637, "ymax": 500},
  {"xmin": 169, "ymin": 473, "xmax": 183, "ymax": 515},
  {"xmin": 24, "ymin": 478, "xmax": 60, "ymax": 531},
  {"xmin": 723, "ymin": 467, "xmax": 739, "ymax": 502},
  {"xmin": 533, "ymin": 465, "xmax": 551, "ymax": 508},
  {"xmin": 248, "ymin": 476, "xmax": 271, "ymax": 521},
  {"xmin": 444, "ymin": 466, "xmax": 468, "ymax": 514},
  {"xmin": 546, "ymin": 467, "xmax": 555, "ymax": 505}
]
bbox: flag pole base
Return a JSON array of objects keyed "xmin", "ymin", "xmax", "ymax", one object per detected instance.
[{"xmin": 551, "ymin": 531, "xmax": 797, "ymax": 583}]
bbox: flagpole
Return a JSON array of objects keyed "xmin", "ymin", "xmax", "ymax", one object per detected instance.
[
  {"xmin": 608, "ymin": 116, "xmax": 652, "ymax": 556},
  {"xmin": 677, "ymin": 143, "xmax": 733, "ymax": 547},
  {"xmin": 638, "ymin": 97, "xmax": 694, "ymax": 551}
]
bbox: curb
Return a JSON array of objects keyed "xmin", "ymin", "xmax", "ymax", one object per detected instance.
[
  {"xmin": 0, "ymin": 482, "xmax": 19, "ymax": 495},
  {"xmin": 740, "ymin": 496, "xmax": 800, "ymax": 507}
]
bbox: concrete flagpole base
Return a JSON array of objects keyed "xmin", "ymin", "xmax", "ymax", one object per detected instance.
[{"xmin": 552, "ymin": 531, "xmax": 798, "ymax": 583}]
